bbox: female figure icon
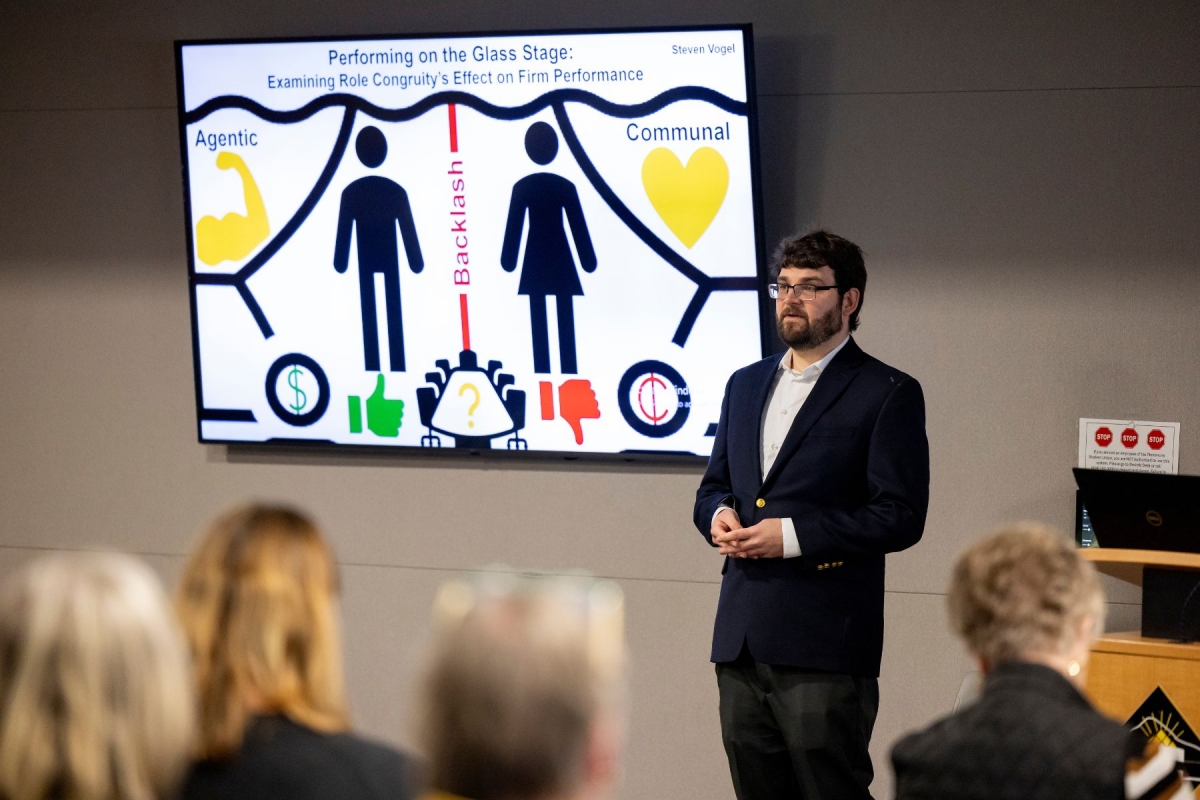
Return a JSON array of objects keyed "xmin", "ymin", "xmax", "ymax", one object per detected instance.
[{"xmin": 500, "ymin": 122, "xmax": 597, "ymax": 375}]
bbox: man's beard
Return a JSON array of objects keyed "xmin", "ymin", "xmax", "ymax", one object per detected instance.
[{"xmin": 776, "ymin": 301, "xmax": 843, "ymax": 350}]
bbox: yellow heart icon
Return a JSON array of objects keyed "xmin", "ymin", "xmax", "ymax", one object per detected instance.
[{"xmin": 641, "ymin": 146, "xmax": 729, "ymax": 249}]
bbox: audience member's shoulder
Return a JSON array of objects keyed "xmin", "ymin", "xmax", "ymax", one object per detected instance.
[
  {"xmin": 322, "ymin": 727, "xmax": 419, "ymax": 800},
  {"xmin": 893, "ymin": 680, "xmax": 1142, "ymax": 800},
  {"xmin": 185, "ymin": 716, "xmax": 416, "ymax": 800},
  {"xmin": 890, "ymin": 707, "xmax": 970, "ymax": 763},
  {"xmin": 276, "ymin": 717, "xmax": 416, "ymax": 789},
  {"xmin": 890, "ymin": 710, "xmax": 987, "ymax": 800},
  {"xmin": 323, "ymin": 725, "xmax": 414, "ymax": 777}
]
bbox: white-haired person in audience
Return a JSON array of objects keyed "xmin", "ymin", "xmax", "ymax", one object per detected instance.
[
  {"xmin": 417, "ymin": 572, "xmax": 627, "ymax": 800},
  {"xmin": 175, "ymin": 504, "xmax": 417, "ymax": 800},
  {"xmin": 891, "ymin": 523, "xmax": 1196, "ymax": 800},
  {"xmin": 0, "ymin": 552, "xmax": 195, "ymax": 800}
]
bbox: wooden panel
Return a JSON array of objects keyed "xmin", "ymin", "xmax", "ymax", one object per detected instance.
[
  {"xmin": 1082, "ymin": 550, "xmax": 1200, "ymax": 571},
  {"xmin": 1091, "ymin": 560, "xmax": 1145, "ymax": 588},
  {"xmin": 1080, "ymin": 550, "xmax": 1200, "ymax": 589},
  {"xmin": 1087, "ymin": 635, "xmax": 1200, "ymax": 725},
  {"xmin": 1094, "ymin": 632, "xmax": 1200, "ymax": 661}
]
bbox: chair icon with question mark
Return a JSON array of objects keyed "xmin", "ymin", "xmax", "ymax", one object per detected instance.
[{"xmin": 417, "ymin": 350, "xmax": 527, "ymax": 450}]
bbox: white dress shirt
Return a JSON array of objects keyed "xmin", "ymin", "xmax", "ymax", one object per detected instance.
[{"xmin": 716, "ymin": 335, "xmax": 850, "ymax": 558}]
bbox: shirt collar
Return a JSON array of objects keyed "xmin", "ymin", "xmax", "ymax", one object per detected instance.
[{"xmin": 779, "ymin": 335, "xmax": 850, "ymax": 378}]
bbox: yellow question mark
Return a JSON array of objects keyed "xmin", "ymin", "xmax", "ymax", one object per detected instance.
[{"xmin": 459, "ymin": 383, "xmax": 481, "ymax": 428}]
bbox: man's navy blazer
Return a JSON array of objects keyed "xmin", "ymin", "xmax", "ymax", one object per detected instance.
[{"xmin": 694, "ymin": 337, "xmax": 930, "ymax": 677}]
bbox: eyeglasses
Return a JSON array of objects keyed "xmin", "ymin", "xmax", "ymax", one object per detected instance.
[{"xmin": 767, "ymin": 283, "xmax": 839, "ymax": 301}]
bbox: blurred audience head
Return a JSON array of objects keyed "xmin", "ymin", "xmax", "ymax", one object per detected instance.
[
  {"xmin": 175, "ymin": 504, "xmax": 347, "ymax": 759},
  {"xmin": 947, "ymin": 522, "xmax": 1105, "ymax": 682},
  {"xmin": 418, "ymin": 572, "xmax": 627, "ymax": 800},
  {"xmin": 0, "ymin": 553, "xmax": 193, "ymax": 800}
]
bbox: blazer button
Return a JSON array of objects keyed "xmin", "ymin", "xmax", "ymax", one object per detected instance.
[{"xmin": 755, "ymin": 498, "xmax": 765, "ymax": 508}]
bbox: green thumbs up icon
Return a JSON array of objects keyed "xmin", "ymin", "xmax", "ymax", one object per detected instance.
[{"xmin": 348, "ymin": 375, "xmax": 404, "ymax": 437}]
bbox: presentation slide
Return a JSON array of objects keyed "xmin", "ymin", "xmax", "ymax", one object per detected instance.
[{"xmin": 177, "ymin": 26, "xmax": 766, "ymax": 458}]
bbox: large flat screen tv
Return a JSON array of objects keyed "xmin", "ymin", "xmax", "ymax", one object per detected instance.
[{"xmin": 176, "ymin": 24, "xmax": 769, "ymax": 461}]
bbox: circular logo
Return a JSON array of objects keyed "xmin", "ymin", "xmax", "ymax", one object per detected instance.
[
  {"xmin": 1094, "ymin": 427, "xmax": 1113, "ymax": 447},
  {"xmin": 1121, "ymin": 427, "xmax": 1139, "ymax": 449},
  {"xmin": 617, "ymin": 360, "xmax": 690, "ymax": 438},
  {"xmin": 1148, "ymin": 429, "xmax": 1166, "ymax": 451},
  {"xmin": 1146, "ymin": 510, "xmax": 1164, "ymax": 527},
  {"xmin": 265, "ymin": 353, "xmax": 330, "ymax": 427}
]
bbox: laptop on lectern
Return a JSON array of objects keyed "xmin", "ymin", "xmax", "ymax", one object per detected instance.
[{"xmin": 1072, "ymin": 468, "xmax": 1200, "ymax": 554}]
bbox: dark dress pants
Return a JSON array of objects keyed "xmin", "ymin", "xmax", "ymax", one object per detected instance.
[{"xmin": 716, "ymin": 648, "xmax": 879, "ymax": 800}]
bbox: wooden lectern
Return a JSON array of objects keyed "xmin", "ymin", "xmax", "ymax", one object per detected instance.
[{"xmin": 1083, "ymin": 549, "xmax": 1200, "ymax": 724}]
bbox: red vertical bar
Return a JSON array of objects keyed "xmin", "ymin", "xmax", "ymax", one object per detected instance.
[
  {"xmin": 539, "ymin": 382, "xmax": 555, "ymax": 420},
  {"xmin": 451, "ymin": 106, "xmax": 465, "ymax": 349},
  {"xmin": 459, "ymin": 293, "xmax": 471, "ymax": 351}
]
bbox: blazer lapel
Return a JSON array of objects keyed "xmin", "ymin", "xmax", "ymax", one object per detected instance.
[
  {"xmin": 747, "ymin": 356, "xmax": 782, "ymax": 486},
  {"xmin": 760, "ymin": 338, "xmax": 866, "ymax": 491}
]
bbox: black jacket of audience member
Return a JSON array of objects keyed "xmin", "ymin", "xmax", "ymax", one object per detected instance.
[
  {"xmin": 891, "ymin": 661, "xmax": 1142, "ymax": 800},
  {"xmin": 181, "ymin": 714, "xmax": 417, "ymax": 800}
]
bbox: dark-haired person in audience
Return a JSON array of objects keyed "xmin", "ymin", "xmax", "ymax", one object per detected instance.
[
  {"xmin": 176, "ymin": 504, "xmax": 417, "ymax": 800},
  {"xmin": 416, "ymin": 573, "xmax": 626, "ymax": 800},
  {"xmin": 892, "ymin": 523, "xmax": 1196, "ymax": 800},
  {"xmin": 0, "ymin": 552, "xmax": 194, "ymax": 800}
]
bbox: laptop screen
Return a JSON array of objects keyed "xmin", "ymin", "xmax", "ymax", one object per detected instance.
[{"xmin": 1073, "ymin": 468, "xmax": 1200, "ymax": 554}]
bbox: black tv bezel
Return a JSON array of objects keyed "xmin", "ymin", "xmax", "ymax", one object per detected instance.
[{"xmin": 175, "ymin": 23, "xmax": 771, "ymax": 466}]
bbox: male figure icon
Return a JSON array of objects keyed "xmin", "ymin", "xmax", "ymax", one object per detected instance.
[
  {"xmin": 500, "ymin": 122, "xmax": 597, "ymax": 375},
  {"xmin": 334, "ymin": 126, "xmax": 424, "ymax": 372}
]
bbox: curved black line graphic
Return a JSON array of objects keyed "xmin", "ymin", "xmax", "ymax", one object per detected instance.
[
  {"xmin": 191, "ymin": 105, "xmax": 357, "ymax": 338},
  {"xmin": 185, "ymin": 87, "xmax": 754, "ymax": 343},
  {"xmin": 184, "ymin": 86, "xmax": 746, "ymax": 126},
  {"xmin": 199, "ymin": 407, "xmax": 256, "ymax": 423},
  {"xmin": 551, "ymin": 103, "xmax": 757, "ymax": 345}
]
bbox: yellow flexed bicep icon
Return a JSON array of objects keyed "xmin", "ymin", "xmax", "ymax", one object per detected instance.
[{"xmin": 195, "ymin": 152, "xmax": 270, "ymax": 266}]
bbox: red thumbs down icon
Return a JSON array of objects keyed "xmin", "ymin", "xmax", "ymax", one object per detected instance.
[{"xmin": 558, "ymin": 379, "xmax": 601, "ymax": 445}]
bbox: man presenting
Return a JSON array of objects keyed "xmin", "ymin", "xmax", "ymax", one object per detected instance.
[{"xmin": 694, "ymin": 230, "xmax": 929, "ymax": 800}]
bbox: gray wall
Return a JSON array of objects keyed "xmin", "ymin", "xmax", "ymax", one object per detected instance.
[{"xmin": 2, "ymin": 2, "xmax": 1198, "ymax": 798}]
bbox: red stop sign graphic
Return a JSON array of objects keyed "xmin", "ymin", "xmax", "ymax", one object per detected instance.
[
  {"xmin": 1094, "ymin": 427, "xmax": 1113, "ymax": 447},
  {"xmin": 1121, "ymin": 428, "xmax": 1139, "ymax": 449},
  {"xmin": 1147, "ymin": 429, "xmax": 1166, "ymax": 451}
]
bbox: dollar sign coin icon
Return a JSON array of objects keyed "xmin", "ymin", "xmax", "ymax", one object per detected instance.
[
  {"xmin": 265, "ymin": 353, "xmax": 330, "ymax": 428},
  {"xmin": 288, "ymin": 365, "xmax": 308, "ymax": 413}
]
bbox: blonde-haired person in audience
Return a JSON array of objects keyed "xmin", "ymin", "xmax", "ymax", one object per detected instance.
[
  {"xmin": 0, "ymin": 552, "xmax": 194, "ymax": 800},
  {"xmin": 891, "ymin": 523, "xmax": 1195, "ymax": 800},
  {"xmin": 417, "ymin": 572, "xmax": 627, "ymax": 800},
  {"xmin": 176, "ymin": 504, "xmax": 416, "ymax": 800}
]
